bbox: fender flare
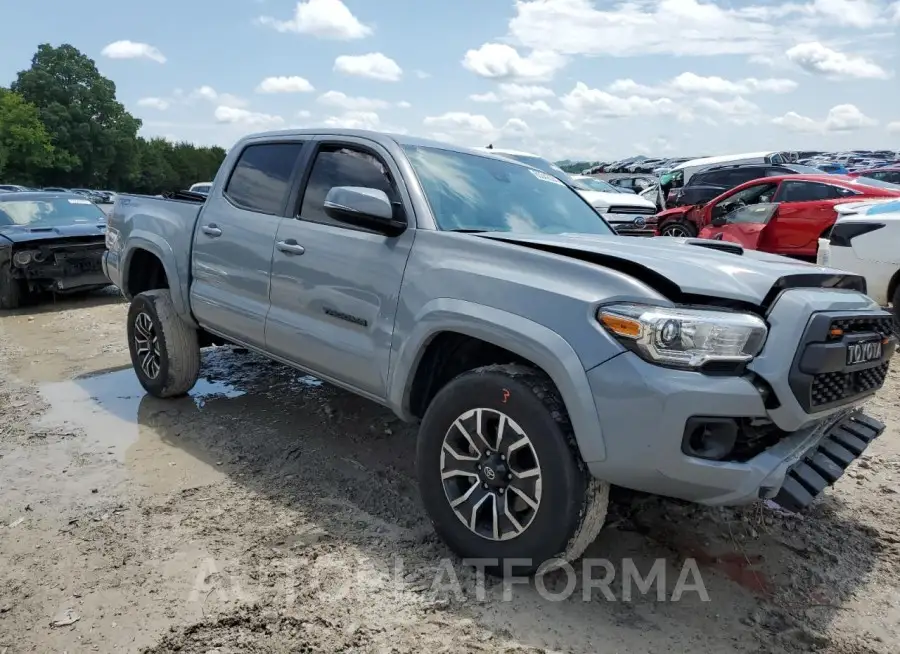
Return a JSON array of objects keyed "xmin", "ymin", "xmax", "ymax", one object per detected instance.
[
  {"xmin": 122, "ymin": 231, "xmax": 190, "ymax": 318},
  {"xmin": 388, "ymin": 298, "xmax": 608, "ymax": 463}
]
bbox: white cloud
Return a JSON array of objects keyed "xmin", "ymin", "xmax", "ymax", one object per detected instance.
[
  {"xmin": 323, "ymin": 111, "xmax": 381, "ymax": 129},
  {"xmin": 506, "ymin": 100, "xmax": 555, "ymax": 115},
  {"xmin": 297, "ymin": 110, "xmax": 312, "ymax": 119},
  {"xmin": 101, "ymin": 40, "xmax": 166, "ymax": 63},
  {"xmin": 214, "ymin": 106, "xmax": 285, "ymax": 128},
  {"xmin": 507, "ymin": 0, "xmax": 785, "ymax": 58},
  {"xmin": 334, "ymin": 53, "xmax": 403, "ymax": 82},
  {"xmin": 256, "ymin": 76, "xmax": 315, "ymax": 93},
  {"xmin": 799, "ymin": 0, "xmax": 883, "ymax": 28},
  {"xmin": 136, "ymin": 97, "xmax": 169, "ymax": 110},
  {"xmin": 189, "ymin": 86, "xmax": 248, "ymax": 109},
  {"xmin": 607, "ymin": 72, "xmax": 797, "ymax": 97},
  {"xmin": 470, "ymin": 92, "xmax": 500, "ymax": 103},
  {"xmin": 424, "ymin": 112, "xmax": 496, "ymax": 134},
  {"xmin": 397, "ymin": 101, "xmax": 412, "ymax": 109},
  {"xmin": 317, "ymin": 90, "xmax": 390, "ymax": 111},
  {"xmin": 786, "ymin": 42, "xmax": 889, "ymax": 79},
  {"xmin": 413, "ymin": 70, "xmax": 431, "ymax": 79},
  {"xmin": 257, "ymin": 0, "xmax": 372, "ymax": 39},
  {"xmin": 462, "ymin": 43, "xmax": 566, "ymax": 81},
  {"xmin": 892, "ymin": 0, "xmax": 900, "ymax": 20},
  {"xmin": 772, "ymin": 103, "xmax": 877, "ymax": 132},
  {"xmin": 469, "ymin": 84, "xmax": 556, "ymax": 104},
  {"xmin": 560, "ymin": 82, "xmax": 677, "ymax": 118},
  {"xmin": 888, "ymin": 121, "xmax": 900, "ymax": 133}
]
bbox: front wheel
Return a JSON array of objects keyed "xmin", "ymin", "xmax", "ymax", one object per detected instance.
[
  {"xmin": 658, "ymin": 220, "xmax": 698, "ymax": 238},
  {"xmin": 0, "ymin": 267, "xmax": 23, "ymax": 310},
  {"xmin": 127, "ymin": 289, "xmax": 200, "ymax": 398},
  {"xmin": 892, "ymin": 285, "xmax": 900, "ymax": 339},
  {"xmin": 416, "ymin": 364, "xmax": 609, "ymax": 576}
]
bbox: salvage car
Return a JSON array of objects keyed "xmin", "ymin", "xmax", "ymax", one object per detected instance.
[
  {"xmin": 656, "ymin": 175, "xmax": 900, "ymax": 256},
  {"xmin": 570, "ymin": 175, "xmax": 657, "ymax": 236},
  {"xmin": 847, "ymin": 167, "xmax": 900, "ymax": 185},
  {"xmin": 105, "ymin": 129, "xmax": 893, "ymax": 574},
  {"xmin": 816, "ymin": 199, "xmax": 900, "ymax": 333},
  {"xmin": 0, "ymin": 192, "xmax": 109, "ymax": 309}
]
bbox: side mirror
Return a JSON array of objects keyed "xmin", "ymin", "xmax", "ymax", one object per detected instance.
[
  {"xmin": 323, "ymin": 186, "xmax": 406, "ymax": 236},
  {"xmin": 711, "ymin": 215, "xmax": 727, "ymax": 227}
]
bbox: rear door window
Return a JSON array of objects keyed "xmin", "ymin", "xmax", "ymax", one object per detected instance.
[
  {"xmin": 775, "ymin": 181, "xmax": 843, "ymax": 202},
  {"xmin": 224, "ymin": 142, "xmax": 305, "ymax": 215}
]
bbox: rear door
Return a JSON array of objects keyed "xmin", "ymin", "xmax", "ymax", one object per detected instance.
[
  {"xmin": 264, "ymin": 136, "xmax": 416, "ymax": 399},
  {"xmin": 190, "ymin": 140, "xmax": 306, "ymax": 348}
]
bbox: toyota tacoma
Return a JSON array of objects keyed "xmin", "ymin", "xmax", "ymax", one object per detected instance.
[{"xmin": 103, "ymin": 129, "xmax": 894, "ymax": 574}]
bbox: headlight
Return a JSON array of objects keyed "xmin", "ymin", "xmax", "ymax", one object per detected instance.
[
  {"xmin": 593, "ymin": 205, "xmax": 610, "ymax": 213},
  {"xmin": 598, "ymin": 303, "xmax": 768, "ymax": 369},
  {"xmin": 13, "ymin": 251, "xmax": 32, "ymax": 266}
]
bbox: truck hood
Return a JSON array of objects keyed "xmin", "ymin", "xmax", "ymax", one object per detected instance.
[
  {"xmin": 478, "ymin": 232, "xmax": 863, "ymax": 306},
  {"xmin": 0, "ymin": 223, "xmax": 107, "ymax": 244},
  {"xmin": 576, "ymin": 190, "xmax": 656, "ymax": 211}
]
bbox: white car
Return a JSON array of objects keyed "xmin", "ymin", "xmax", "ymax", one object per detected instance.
[
  {"xmin": 475, "ymin": 147, "xmax": 656, "ymax": 236},
  {"xmin": 189, "ymin": 182, "xmax": 213, "ymax": 195},
  {"xmin": 817, "ymin": 199, "xmax": 900, "ymax": 328}
]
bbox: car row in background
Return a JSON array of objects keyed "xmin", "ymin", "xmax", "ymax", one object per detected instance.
[{"xmin": 0, "ymin": 184, "xmax": 116, "ymax": 204}]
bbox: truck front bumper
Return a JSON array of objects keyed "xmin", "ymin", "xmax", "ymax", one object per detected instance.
[{"xmin": 584, "ymin": 352, "xmax": 886, "ymax": 508}]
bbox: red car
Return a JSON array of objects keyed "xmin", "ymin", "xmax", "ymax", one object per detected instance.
[
  {"xmin": 847, "ymin": 167, "xmax": 900, "ymax": 185},
  {"xmin": 654, "ymin": 175, "xmax": 900, "ymax": 259}
]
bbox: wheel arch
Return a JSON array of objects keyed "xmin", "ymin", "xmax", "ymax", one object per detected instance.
[
  {"xmin": 389, "ymin": 298, "xmax": 609, "ymax": 463},
  {"xmin": 121, "ymin": 233, "xmax": 190, "ymax": 319}
]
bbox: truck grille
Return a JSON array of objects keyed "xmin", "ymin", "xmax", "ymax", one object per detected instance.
[
  {"xmin": 829, "ymin": 316, "xmax": 893, "ymax": 339},
  {"xmin": 607, "ymin": 205, "xmax": 650, "ymax": 215},
  {"xmin": 789, "ymin": 310, "xmax": 896, "ymax": 413},
  {"xmin": 811, "ymin": 363, "xmax": 890, "ymax": 407}
]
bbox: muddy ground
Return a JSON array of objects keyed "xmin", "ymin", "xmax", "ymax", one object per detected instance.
[{"xmin": 2, "ymin": 291, "xmax": 900, "ymax": 653}]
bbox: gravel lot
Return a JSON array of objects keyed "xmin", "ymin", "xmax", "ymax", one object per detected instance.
[{"xmin": 2, "ymin": 291, "xmax": 900, "ymax": 653}]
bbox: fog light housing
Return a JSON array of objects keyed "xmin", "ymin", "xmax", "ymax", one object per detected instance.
[{"xmin": 682, "ymin": 417, "xmax": 739, "ymax": 461}]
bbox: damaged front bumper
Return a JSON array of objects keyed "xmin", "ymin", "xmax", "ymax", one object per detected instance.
[
  {"xmin": 4, "ymin": 238, "xmax": 109, "ymax": 294},
  {"xmin": 775, "ymin": 412, "xmax": 884, "ymax": 511}
]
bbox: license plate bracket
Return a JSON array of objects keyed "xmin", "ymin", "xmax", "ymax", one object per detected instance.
[{"xmin": 846, "ymin": 338, "xmax": 883, "ymax": 366}]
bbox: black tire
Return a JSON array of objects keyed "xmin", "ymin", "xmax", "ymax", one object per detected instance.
[
  {"xmin": 416, "ymin": 364, "xmax": 609, "ymax": 576},
  {"xmin": 659, "ymin": 219, "xmax": 698, "ymax": 238},
  {"xmin": 127, "ymin": 289, "xmax": 200, "ymax": 398},
  {"xmin": 892, "ymin": 285, "xmax": 900, "ymax": 339},
  {"xmin": 0, "ymin": 266, "xmax": 22, "ymax": 310}
]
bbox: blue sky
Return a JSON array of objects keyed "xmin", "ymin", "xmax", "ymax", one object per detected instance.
[{"xmin": 2, "ymin": 0, "xmax": 899, "ymax": 161}]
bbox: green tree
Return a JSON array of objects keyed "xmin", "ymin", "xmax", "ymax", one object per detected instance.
[
  {"xmin": 0, "ymin": 88, "xmax": 56, "ymax": 184},
  {"xmin": 11, "ymin": 43, "xmax": 142, "ymax": 187}
]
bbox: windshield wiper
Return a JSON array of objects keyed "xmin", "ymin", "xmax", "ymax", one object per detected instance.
[{"xmin": 446, "ymin": 228, "xmax": 490, "ymax": 233}]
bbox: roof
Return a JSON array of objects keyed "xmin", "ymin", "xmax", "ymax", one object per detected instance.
[
  {"xmin": 672, "ymin": 151, "xmax": 782, "ymax": 171},
  {"xmin": 0, "ymin": 191, "xmax": 88, "ymax": 202},
  {"xmin": 236, "ymin": 128, "xmax": 542, "ymax": 168}
]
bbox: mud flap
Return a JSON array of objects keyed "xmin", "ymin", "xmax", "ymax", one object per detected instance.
[{"xmin": 774, "ymin": 412, "xmax": 885, "ymax": 512}]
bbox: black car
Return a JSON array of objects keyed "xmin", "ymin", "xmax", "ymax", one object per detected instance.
[
  {"xmin": 668, "ymin": 163, "xmax": 824, "ymax": 207},
  {"xmin": 0, "ymin": 192, "xmax": 109, "ymax": 308}
]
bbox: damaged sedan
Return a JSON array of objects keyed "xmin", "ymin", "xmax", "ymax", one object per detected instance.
[{"xmin": 0, "ymin": 192, "xmax": 110, "ymax": 309}]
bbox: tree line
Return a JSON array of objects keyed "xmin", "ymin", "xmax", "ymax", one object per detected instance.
[{"xmin": 0, "ymin": 44, "xmax": 226, "ymax": 194}]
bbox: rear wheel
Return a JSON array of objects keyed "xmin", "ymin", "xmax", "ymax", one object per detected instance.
[
  {"xmin": 659, "ymin": 220, "xmax": 698, "ymax": 238},
  {"xmin": 416, "ymin": 364, "xmax": 609, "ymax": 576},
  {"xmin": 127, "ymin": 289, "xmax": 200, "ymax": 398},
  {"xmin": 0, "ymin": 267, "xmax": 22, "ymax": 310}
]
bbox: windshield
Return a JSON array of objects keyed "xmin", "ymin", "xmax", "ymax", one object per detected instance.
[
  {"xmin": 403, "ymin": 145, "xmax": 615, "ymax": 236},
  {"xmin": 853, "ymin": 177, "xmax": 900, "ymax": 191},
  {"xmin": 0, "ymin": 197, "xmax": 106, "ymax": 228},
  {"xmin": 495, "ymin": 153, "xmax": 574, "ymax": 183},
  {"xmin": 573, "ymin": 177, "xmax": 621, "ymax": 193}
]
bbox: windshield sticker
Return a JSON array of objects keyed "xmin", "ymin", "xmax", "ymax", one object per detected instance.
[
  {"xmin": 68, "ymin": 198, "xmax": 92, "ymax": 205},
  {"xmin": 529, "ymin": 169, "xmax": 564, "ymax": 185}
]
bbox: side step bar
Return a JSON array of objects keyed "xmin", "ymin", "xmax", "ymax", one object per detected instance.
[{"xmin": 774, "ymin": 412, "xmax": 885, "ymax": 512}]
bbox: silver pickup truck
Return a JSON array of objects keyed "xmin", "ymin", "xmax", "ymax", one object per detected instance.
[{"xmin": 104, "ymin": 129, "xmax": 894, "ymax": 574}]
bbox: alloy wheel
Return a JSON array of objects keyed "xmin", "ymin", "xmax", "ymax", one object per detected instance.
[
  {"xmin": 440, "ymin": 408, "xmax": 542, "ymax": 541},
  {"xmin": 133, "ymin": 311, "xmax": 162, "ymax": 380},
  {"xmin": 662, "ymin": 223, "xmax": 691, "ymax": 237}
]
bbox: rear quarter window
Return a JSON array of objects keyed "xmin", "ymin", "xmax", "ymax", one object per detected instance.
[{"xmin": 224, "ymin": 142, "xmax": 304, "ymax": 215}]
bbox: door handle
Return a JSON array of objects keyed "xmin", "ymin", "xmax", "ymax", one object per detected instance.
[
  {"xmin": 276, "ymin": 239, "xmax": 305, "ymax": 255},
  {"xmin": 201, "ymin": 224, "xmax": 222, "ymax": 237}
]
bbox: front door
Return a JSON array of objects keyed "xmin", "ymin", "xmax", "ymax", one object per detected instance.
[
  {"xmin": 190, "ymin": 141, "xmax": 305, "ymax": 348},
  {"xmin": 265, "ymin": 137, "xmax": 416, "ymax": 399},
  {"xmin": 701, "ymin": 203, "xmax": 779, "ymax": 251}
]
